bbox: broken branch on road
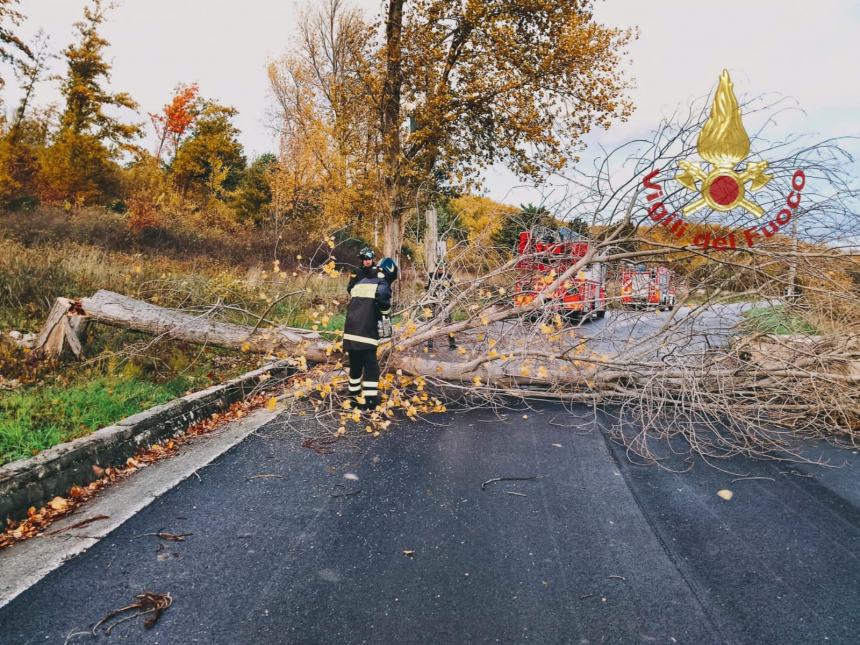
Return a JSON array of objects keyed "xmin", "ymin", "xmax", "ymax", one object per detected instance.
[
  {"xmin": 91, "ymin": 591, "xmax": 173, "ymax": 635},
  {"xmin": 481, "ymin": 476, "xmax": 542, "ymax": 491}
]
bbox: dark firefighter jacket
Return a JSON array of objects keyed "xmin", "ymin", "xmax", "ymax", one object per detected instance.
[{"xmin": 343, "ymin": 267, "xmax": 392, "ymax": 350}]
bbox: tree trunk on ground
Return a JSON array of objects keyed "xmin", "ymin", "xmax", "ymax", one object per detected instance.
[
  {"xmin": 36, "ymin": 290, "xmax": 596, "ymax": 389},
  {"xmin": 38, "ymin": 290, "xmax": 331, "ymax": 363}
]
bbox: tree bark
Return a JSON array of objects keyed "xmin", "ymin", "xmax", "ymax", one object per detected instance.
[
  {"xmin": 380, "ymin": 0, "xmax": 404, "ymax": 259},
  {"xmin": 37, "ymin": 290, "xmax": 331, "ymax": 363},
  {"xmin": 424, "ymin": 203, "xmax": 439, "ymax": 272}
]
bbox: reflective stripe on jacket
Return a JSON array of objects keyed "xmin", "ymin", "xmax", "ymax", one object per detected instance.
[{"xmin": 343, "ymin": 271, "xmax": 392, "ymax": 350}]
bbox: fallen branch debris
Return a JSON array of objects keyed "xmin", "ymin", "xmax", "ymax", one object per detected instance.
[
  {"xmin": 91, "ymin": 591, "xmax": 173, "ymax": 635},
  {"xmin": 481, "ymin": 476, "xmax": 542, "ymax": 491}
]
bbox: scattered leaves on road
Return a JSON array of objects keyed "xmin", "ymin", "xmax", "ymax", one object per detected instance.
[
  {"xmin": 1, "ymin": 394, "xmax": 273, "ymax": 550},
  {"xmin": 717, "ymin": 489, "xmax": 734, "ymax": 501}
]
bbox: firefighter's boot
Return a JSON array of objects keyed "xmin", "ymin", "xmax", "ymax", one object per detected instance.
[
  {"xmin": 347, "ymin": 376, "xmax": 362, "ymax": 404},
  {"xmin": 361, "ymin": 380, "xmax": 379, "ymax": 410}
]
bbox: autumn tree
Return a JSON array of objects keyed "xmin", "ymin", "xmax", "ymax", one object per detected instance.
[
  {"xmin": 451, "ymin": 194, "xmax": 516, "ymax": 244},
  {"xmin": 0, "ymin": 31, "xmax": 50, "ymax": 207},
  {"xmin": 38, "ymin": 0, "xmax": 141, "ymax": 205},
  {"xmin": 272, "ymin": 0, "xmax": 633, "ymax": 259},
  {"xmin": 269, "ymin": 0, "xmax": 380, "ymax": 240},
  {"xmin": 0, "ymin": 0, "xmax": 31, "ymax": 89},
  {"xmin": 170, "ymin": 100, "xmax": 245, "ymax": 198},
  {"xmin": 150, "ymin": 82, "xmax": 200, "ymax": 162}
]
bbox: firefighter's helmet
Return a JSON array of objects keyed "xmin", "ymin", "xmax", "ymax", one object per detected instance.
[{"xmin": 378, "ymin": 257, "xmax": 398, "ymax": 283}]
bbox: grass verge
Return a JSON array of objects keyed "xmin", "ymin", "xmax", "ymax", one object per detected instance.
[
  {"xmin": 0, "ymin": 375, "xmax": 192, "ymax": 465},
  {"xmin": 742, "ymin": 305, "xmax": 818, "ymax": 335}
]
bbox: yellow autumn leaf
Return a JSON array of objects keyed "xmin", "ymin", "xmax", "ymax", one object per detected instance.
[
  {"xmin": 241, "ymin": 342, "xmax": 251, "ymax": 352},
  {"xmin": 266, "ymin": 397, "xmax": 278, "ymax": 411},
  {"xmin": 49, "ymin": 496, "xmax": 69, "ymax": 512},
  {"xmin": 472, "ymin": 376, "xmax": 482, "ymax": 386}
]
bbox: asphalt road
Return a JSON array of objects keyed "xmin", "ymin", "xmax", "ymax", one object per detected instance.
[
  {"xmin": 572, "ymin": 303, "xmax": 751, "ymax": 357},
  {"xmin": 2, "ymin": 401, "xmax": 859, "ymax": 644}
]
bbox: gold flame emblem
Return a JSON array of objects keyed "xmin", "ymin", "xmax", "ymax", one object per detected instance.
[{"xmin": 676, "ymin": 70, "xmax": 771, "ymax": 217}]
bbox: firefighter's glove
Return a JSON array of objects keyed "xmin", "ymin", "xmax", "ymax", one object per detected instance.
[{"xmin": 379, "ymin": 315, "xmax": 393, "ymax": 339}]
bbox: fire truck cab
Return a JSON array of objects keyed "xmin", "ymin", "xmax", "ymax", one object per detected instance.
[
  {"xmin": 514, "ymin": 227, "xmax": 607, "ymax": 321},
  {"xmin": 621, "ymin": 263, "xmax": 676, "ymax": 310}
]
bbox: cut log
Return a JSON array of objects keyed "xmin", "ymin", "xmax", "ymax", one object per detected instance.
[{"xmin": 35, "ymin": 297, "xmax": 72, "ymax": 356}]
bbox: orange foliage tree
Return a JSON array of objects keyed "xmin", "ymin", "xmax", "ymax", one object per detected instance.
[{"xmin": 150, "ymin": 83, "xmax": 200, "ymax": 162}]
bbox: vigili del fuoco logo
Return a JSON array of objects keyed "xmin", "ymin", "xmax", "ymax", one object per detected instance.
[{"xmin": 642, "ymin": 70, "xmax": 805, "ymax": 250}]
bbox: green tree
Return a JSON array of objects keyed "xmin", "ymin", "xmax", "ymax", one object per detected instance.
[
  {"xmin": 493, "ymin": 203, "xmax": 556, "ymax": 252},
  {"xmin": 171, "ymin": 101, "xmax": 245, "ymax": 198},
  {"xmin": 38, "ymin": 0, "xmax": 141, "ymax": 205},
  {"xmin": 230, "ymin": 153, "xmax": 276, "ymax": 224},
  {"xmin": 564, "ymin": 217, "xmax": 591, "ymax": 240}
]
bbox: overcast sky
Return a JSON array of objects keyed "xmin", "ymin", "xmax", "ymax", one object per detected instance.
[{"xmin": 4, "ymin": 0, "xmax": 859, "ymax": 206}]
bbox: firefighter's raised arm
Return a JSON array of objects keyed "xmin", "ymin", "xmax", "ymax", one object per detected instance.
[
  {"xmin": 347, "ymin": 271, "xmax": 359, "ymax": 294},
  {"xmin": 375, "ymin": 279, "xmax": 392, "ymax": 316},
  {"xmin": 376, "ymin": 257, "xmax": 398, "ymax": 315}
]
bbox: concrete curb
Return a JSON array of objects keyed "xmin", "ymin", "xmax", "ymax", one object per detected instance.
[
  {"xmin": 0, "ymin": 405, "xmax": 285, "ymax": 609},
  {"xmin": 0, "ymin": 361, "xmax": 294, "ymax": 524}
]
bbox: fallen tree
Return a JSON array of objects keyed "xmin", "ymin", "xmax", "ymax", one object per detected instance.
[{"xmin": 30, "ymin": 92, "xmax": 860, "ymax": 465}]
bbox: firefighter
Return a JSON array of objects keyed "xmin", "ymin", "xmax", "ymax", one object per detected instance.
[
  {"xmin": 426, "ymin": 261, "xmax": 456, "ymax": 351},
  {"xmin": 343, "ymin": 249, "xmax": 396, "ymax": 410},
  {"xmin": 347, "ymin": 247, "xmax": 377, "ymax": 293}
]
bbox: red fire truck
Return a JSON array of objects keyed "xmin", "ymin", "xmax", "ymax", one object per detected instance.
[
  {"xmin": 513, "ymin": 227, "xmax": 607, "ymax": 321},
  {"xmin": 620, "ymin": 263, "xmax": 676, "ymax": 310}
]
